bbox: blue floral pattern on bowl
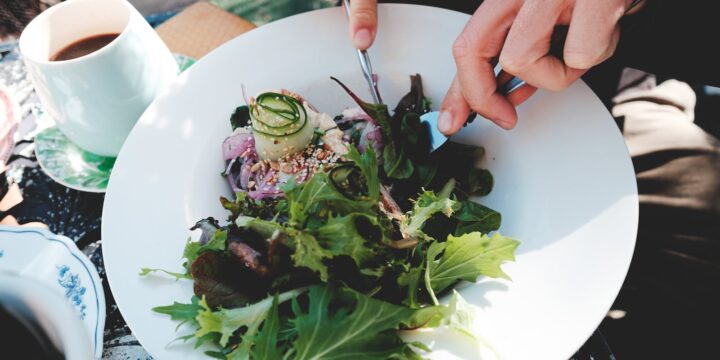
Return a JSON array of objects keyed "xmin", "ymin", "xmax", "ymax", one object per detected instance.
[
  {"xmin": 0, "ymin": 226, "xmax": 105, "ymax": 358},
  {"xmin": 58, "ymin": 265, "xmax": 88, "ymax": 319}
]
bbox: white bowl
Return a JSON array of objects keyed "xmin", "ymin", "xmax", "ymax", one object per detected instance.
[
  {"xmin": 102, "ymin": 4, "xmax": 637, "ymax": 359},
  {"xmin": 0, "ymin": 226, "xmax": 105, "ymax": 358}
]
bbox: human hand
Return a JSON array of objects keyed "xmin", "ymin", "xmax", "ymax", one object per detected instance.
[
  {"xmin": 345, "ymin": 0, "xmax": 377, "ymax": 50},
  {"xmin": 439, "ymin": 0, "xmax": 634, "ymax": 134}
]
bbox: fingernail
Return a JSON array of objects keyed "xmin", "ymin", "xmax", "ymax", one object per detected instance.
[
  {"xmin": 497, "ymin": 118, "xmax": 514, "ymax": 130},
  {"xmin": 353, "ymin": 28, "xmax": 372, "ymax": 49},
  {"xmin": 438, "ymin": 110, "xmax": 453, "ymax": 134}
]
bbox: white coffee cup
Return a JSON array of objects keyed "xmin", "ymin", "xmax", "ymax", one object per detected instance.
[
  {"xmin": 19, "ymin": 0, "xmax": 178, "ymax": 157},
  {"xmin": 0, "ymin": 272, "xmax": 95, "ymax": 360}
]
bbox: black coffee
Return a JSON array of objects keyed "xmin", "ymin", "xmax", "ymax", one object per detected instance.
[{"xmin": 50, "ymin": 33, "xmax": 120, "ymax": 61}]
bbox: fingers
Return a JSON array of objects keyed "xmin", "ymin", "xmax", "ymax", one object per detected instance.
[
  {"xmin": 451, "ymin": 0, "xmax": 519, "ymax": 129},
  {"xmin": 438, "ymin": 77, "xmax": 471, "ymax": 135},
  {"xmin": 563, "ymin": 0, "xmax": 625, "ymax": 69},
  {"xmin": 348, "ymin": 0, "xmax": 378, "ymax": 50},
  {"xmin": 500, "ymin": 0, "xmax": 585, "ymax": 91},
  {"xmin": 497, "ymin": 70, "xmax": 537, "ymax": 106}
]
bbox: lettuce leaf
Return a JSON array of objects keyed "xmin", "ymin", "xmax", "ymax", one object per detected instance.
[
  {"xmin": 314, "ymin": 213, "xmax": 382, "ymax": 267},
  {"xmin": 290, "ymin": 231, "xmax": 333, "ymax": 281},
  {"xmin": 429, "ymin": 232, "xmax": 519, "ymax": 294},
  {"xmin": 194, "ymin": 288, "xmax": 305, "ymax": 348},
  {"xmin": 401, "ymin": 185, "xmax": 456, "ymax": 240}
]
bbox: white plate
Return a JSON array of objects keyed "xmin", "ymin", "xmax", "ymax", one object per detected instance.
[
  {"xmin": 102, "ymin": 4, "xmax": 638, "ymax": 360},
  {"xmin": 0, "ymin": 226, "xmax": 105, "ymax": 358}
]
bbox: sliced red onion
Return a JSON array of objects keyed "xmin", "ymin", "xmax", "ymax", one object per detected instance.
[
  {"xmin": 222, "ymin": 131, "xmax": 254, "ymax": 161},
  {"xmin": 248, "ymin": 170, "xmax": 283, "ymax": 200},
  {"xmin": 358, "ymin": 121, "xmax": 384, "ymax": 154}
]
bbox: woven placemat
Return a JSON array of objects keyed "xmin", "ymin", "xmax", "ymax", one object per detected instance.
[{"xmin": 155, "ymin": 1, "xmax": 256, "ymax": 60}]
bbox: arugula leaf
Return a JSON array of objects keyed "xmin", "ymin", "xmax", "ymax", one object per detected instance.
[
  {"xmin": 291, "ymin": 231, "xmax": 333, "ymax": 281},
  {"xmin": 139, "ymin": 267, "xmax": 190, "ymax": 280},
  {"xmin": 195, "ymin": 288, "xmax": 305, "ymax": 348},
  {"xmin": 453, "ymin": 200, "xmax": 501, "ymax": 236},
  {"xmin": 291, "ymin": 285, "xmax": 423, "ymax": 360},
  {"xmin": 428, "ymin": 232, "xmax": 520, "ymax": 294},
  {"xmin": 344, "ymin": 145, "xmax": 380, "ymax": 200},
  {"xmin": 249, "ymin": 295, "xmax": 283, "ymax": 360},
  {"xmin": 152, "ymin": 296, "xmax": 202, "ymax": 323},
  {"xmin": 401, "ymin": 188, "xmax": 456, "ymax": 240}
]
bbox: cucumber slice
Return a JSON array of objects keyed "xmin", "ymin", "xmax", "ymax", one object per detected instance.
[{"xmin": 251, "ymin": 92, "xmax": 314, "ymax": 161}]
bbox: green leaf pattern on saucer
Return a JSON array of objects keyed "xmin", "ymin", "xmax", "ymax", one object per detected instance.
[
  {"xmin": 33, "ymin": 53, "xmax": 196, "ymax": 193},
  {"xmin": 35, "ymin": 127, "xmax": 116, "ymax": 192}
]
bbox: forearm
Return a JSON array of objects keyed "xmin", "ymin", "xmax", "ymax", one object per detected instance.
[
  {"xmin": 382, "ymin": 0, "xmax": 718, "ymax": 87},
  {"xmin": 616, "ymin": 0, "xmax": 719, "ymax": 86}
]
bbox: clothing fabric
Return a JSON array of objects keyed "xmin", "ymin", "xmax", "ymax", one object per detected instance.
[{"xmin": 602, "ymin": 71, "xmax": 720, "ymax": 359}]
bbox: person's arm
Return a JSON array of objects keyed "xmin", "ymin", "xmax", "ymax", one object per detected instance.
[
  {"xmin": 616, "ymin": 0, "xmax": 720, "ymax": 87},
  {"xmin": 351, "ymin": 0, "xmax": 718, "ymax": 134}
]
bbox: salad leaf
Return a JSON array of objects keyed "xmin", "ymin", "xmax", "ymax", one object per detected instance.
[
  {"xmin": 235, "ymin": 216, "xmax": 284, "ymax": 239},
  {"xmin": 290, "ymin": 231, "xmax": 333, "ymax": 281},
  {"xmin": 444, "ymin": 290, "xmax": 477, "ymax": 339},
  {"xmin": 284, "ymin": 172, "xmax": 374, "ymax": 227},
  {"xmin": 397, "ymin": 267, "xmax": 423, "ymax": 308},
  {"xmin": 191, "ymin": 218, "xmax": 221, "ymax": 245},
  {"xmin": 152, "ymin": 296, "xmax": 203, "ymax": 324},
  {"xmin": 344, "ymin": 145, "xmax": 380, "ymax": 200},
  {"xmin": 314, "ymin": 214, "xmax": 381, "ymax": 267},
  {"xmin": 249, "ymin": 295, "xmax": 283, "ymax": 360},
  {"xmin": 195, "ymin": 288, "xmax": 305, "ymax": 348},
  {"xmin": 428, "ymin": 232, "xmax": 520, "ymax": 294},
  {"xmin": 393, "ymin": 74, "xmax": 429, "ymax": 123},
  {"xmin": 467, "ymin": 169, "xmax": 494, "ymax": 197},
  {"xmin": 139, "ymin": 267, "xmax": 190, "ymax": 280},
  {"xmin": 230, "ymin": 105, "xmax": 251, "ymax": 130},
  {"xmin": 383, "ymin": 145, "xmax": 414, "ymax": 180},
  {"xmin": 453, "ymin": 200, "xmax": 501, "ymax": 236},
  {"xmin": 291, "ymin": 285, "xmax": 424, "ymax": 360},
  {"xmin": 221, "ymin": 192, "xmax": 282, "ymax": 223},
  {"xmin": 330, "ymin": 76, "xmax": 394, "ymax": 140},
  {"xmin": 401, "ymin": 187, "xmax": 456, "ymax": 240},
  {"xmin": 190, "ymin": 251, "xmax": 266, "ymax": 308},
  {"xmin": 183, "ymin": 230, "xmax": 228, "ymax": 269}
]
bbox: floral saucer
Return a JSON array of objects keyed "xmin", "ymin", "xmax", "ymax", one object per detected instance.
[{"xmin": 33, "ymin": 53, "xmax": 195, "ymax": 193}]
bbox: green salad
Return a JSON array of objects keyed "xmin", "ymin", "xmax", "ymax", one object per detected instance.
[{"xmin": 142, "ymin": 75, "xmax": 519, "ymax": 359}]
